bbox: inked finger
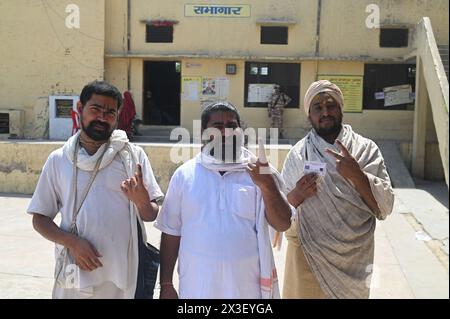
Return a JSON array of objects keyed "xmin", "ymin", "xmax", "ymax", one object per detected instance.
[{"xmin": 258, "ymin": 137, "xmax": 268, "ymax": 164}]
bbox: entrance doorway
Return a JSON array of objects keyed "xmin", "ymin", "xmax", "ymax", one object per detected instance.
[{"xmin": 143, "ymin": 61, "xmax": 181, "ymax": 125}]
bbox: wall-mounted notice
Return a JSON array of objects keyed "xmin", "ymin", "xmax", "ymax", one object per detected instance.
[
  {"xmin": 317, "ymin": 75, "xmax": 363, "ymax": 113},
  {"xmin": 383, "ymin": 84, "xmax": 414, "ymax": 107},
  {"xmin": 182, "ymin": 77, "xmax": 202, "ymax": 101},
  {"xmin": 248, "ymin": 83, "xmax": 276, "ymax": 103}
]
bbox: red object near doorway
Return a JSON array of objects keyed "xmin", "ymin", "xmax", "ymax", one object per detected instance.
[
  {"xmin": 70, "ymin": 109, "xmax": 80, "ymax": 135},
  {"xmin": 119, "ymin": 91, "xmax": 137, "ymax": 138}
]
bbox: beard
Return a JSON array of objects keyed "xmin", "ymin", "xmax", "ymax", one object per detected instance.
[
  {"xmin": 312, "ymin": 114, "xmax": 343, "ymax": 137},
  {"xmin": 207, "ymin": 135, "xmax": 243, "ymax": 163},
  {"xmin": 81, "ymin": 118, "xmax": 114, "ymax": 141}
]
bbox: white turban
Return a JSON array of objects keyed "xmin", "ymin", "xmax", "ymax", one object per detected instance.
[{"xmin": 303, "ymin": 80, "xmax": 344, "ymax": 114}]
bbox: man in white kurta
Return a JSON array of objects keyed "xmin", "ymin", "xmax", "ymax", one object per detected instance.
[
  {"xmin": 155, "ymin": 101, "xmax": 293, "ymax": 299},
  {"xmin": 27, "ymin": 81, "xmax": 163, "ymax": 298},
  {"xmin": 156, "ymin": 154, "xmax": 262, "ymax": 298}
]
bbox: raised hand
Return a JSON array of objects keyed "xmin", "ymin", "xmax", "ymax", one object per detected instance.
[
  {"xmin": 325, "ymin": 140, "xmax": 364, "ymax": 184},
  {"xmin": 121, "ymin": 164, "xmax": 151, "ymax": 206},
  {"xmin": 247, "ymin": 138, "xmax": 275, "ymax": 190}
]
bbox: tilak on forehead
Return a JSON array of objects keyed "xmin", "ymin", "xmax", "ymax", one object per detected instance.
[{"xmin": 303, "ymin": 80, "xmax": 344, "ymax": 114}]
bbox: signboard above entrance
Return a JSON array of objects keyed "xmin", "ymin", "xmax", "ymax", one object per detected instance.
[{"xmin": 185, "ymin": 4, "xmax": 251, "ymax": 17}]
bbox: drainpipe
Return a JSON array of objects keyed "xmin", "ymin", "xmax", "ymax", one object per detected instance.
[
  {"xmin": 315, "ymin": 0, "xmax": 321, "ymax": 56},
  {"xmin": 314, "ymin": 0, "xmax": 322, "ymax": 80},
  {"xmin": 127, "ymin": 0, "xmax": 131, "ymax": 90}
]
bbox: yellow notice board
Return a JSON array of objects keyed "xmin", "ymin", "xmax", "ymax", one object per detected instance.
[
  {"xmin": 317, "ymin": 75, "xmax": 363, "ymax": 113},
  {"xmin": 185, "ymin": 4, "xmax": 251, "ymax": 17}
]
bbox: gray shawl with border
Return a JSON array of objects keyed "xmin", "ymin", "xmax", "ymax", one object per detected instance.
[{"xmin": 281, "ymin": 124, "xmax": 394, "ymax": 298}]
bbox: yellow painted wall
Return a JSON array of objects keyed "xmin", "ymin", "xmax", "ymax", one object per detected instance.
[
  {"xmin": 103, "ymin": 0, "xmax": 448, "ymax": 145},
  {"xmin": 104, "ymin": 57, "xmax": 420, "ymax": 142},
  {"xmin": 0, "ymin": 0, "xmax": 105, "ymax": 138},
  {"xmin": 106, "ymin": 0, "xmax": 317, "ymax": 57},
  {"xmin": 1, "ymin": 0, "xmax": 447, "ymax": 140},
  {"xmin": 320, "ymin": 0, "xmax": 449, "ymax": 58},
  {"xmin": 0, "ymin": 141, "xmax": 290, "ymax": 194},
  {"xmin": 1, "ymin": 140, "xmax": 444, "ymax": 195},
  {"xmin": 105, "ymin": 0, "xmax": 448, "ymax": 58}
]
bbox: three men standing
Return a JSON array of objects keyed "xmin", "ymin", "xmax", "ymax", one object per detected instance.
[{"xmin": 28, "ymin": 79, "xmax": 394, "ymax": 299}]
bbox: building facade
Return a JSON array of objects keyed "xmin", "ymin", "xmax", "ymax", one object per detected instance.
[{"xmin": 0, "ymin": 0, "xmax": 448, "ymax": 180}]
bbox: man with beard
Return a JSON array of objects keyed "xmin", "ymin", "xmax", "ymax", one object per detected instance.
[
  {"xmin": 27, "ymin": 81, "xmax": 163, "ymax": 298},
  {"xmin": 155, "ymin": 101, "xmax": 293, "ymax": 299},
  {"xmin": 281, "ymin": 80, "xmax": 394, "ymax": 299}
]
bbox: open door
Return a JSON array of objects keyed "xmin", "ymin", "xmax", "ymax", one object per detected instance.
[{"xmin": 143, "ymin": 61, "xmax": 181, "ymax": 125}]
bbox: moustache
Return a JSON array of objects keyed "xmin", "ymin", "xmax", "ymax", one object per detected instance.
[
  {"xmin": 319, "ymin": 116, "xmax": 335, "ymax": 123},
  {"xmin": 90, "ymin": 121, "xmax": 110, "ymax": 130}
]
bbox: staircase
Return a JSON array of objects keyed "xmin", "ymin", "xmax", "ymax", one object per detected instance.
[
  {"xmin": 413, "ymin": 18, "xmax": 449, "ymax": 187},
  {"xmin": 438, "ymin": 44, "xmax": 449, "ymax": 80}
]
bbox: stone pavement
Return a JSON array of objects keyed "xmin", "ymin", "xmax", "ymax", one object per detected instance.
[{"xmin": 0, "ymin": 184, "xmax": 448, "ymax": 299}]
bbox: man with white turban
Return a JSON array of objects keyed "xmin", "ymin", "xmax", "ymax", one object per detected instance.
[{"xmin": 281, "ymin": 80, "xmax": 394, "ymax": 299}]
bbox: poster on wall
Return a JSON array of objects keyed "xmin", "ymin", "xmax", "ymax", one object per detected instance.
[
  {"xmin": 216, "ymin": 77, "xmax": 230, "ymax": 98},
  {"xmin": 317, "ymin": 75, "xmax": 363, "ymax": 113},
  {"xmin": 383, "ymin": 84, "xmax": 414, "ymax": 107},
  {"xmin": 247, "ymin": 84, "xmax": 276, "ymax": 103},
  {"xmin": 182, "ymin": 77, "xmax": 201, "ymax": 101},
  {"xmin": 202, "ymin": 77, "xmax": 217, "ymax": 96}
]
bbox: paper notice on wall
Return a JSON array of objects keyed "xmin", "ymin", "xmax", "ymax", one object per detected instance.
[
  {"xmin": 383, "ymin": 84, "xmax": 414, "ymax": 107},
  {"xmin": 248, "ymin": 84, "xmax": 276, "ymax": 103},
  {"xmin": 216, "ymin": 77, "xmax": 230, "ymax": 98},
  {"xmin": 182, "ymin": 77, "xmax": 201, "ymax": 101}
]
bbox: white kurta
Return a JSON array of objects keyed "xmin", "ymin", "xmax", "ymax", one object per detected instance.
[
  {"xmin": 27, "ymin": 145, "xmax": 163, "ymax": 297},
  {"xmin": 155, "ymin": 154, "xmax": 262, "ymax": 299}
]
